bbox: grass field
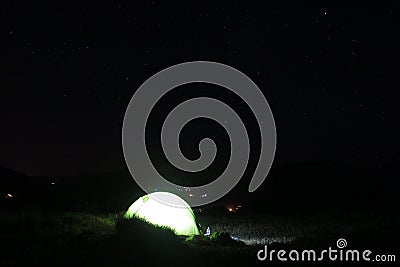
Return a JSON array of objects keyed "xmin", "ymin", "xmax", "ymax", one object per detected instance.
[{"xmin": 0, "ymin": 209, "xmax": 398, "ymax": 266}]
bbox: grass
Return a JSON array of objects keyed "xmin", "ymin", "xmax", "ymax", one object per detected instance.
[
  {"xmin": 0, "ymin": 210, "xmax": 398, "ymax": 266},
  {"xmin": 197, "ymin": 210, "xmax": 400, "ymax": 246},
  {"xmin": 0, "ymin": 212, "xmax": 118, "ymax": 266},
  {"xmin": 0, "ymin": 211, "xmax": 117, "ymax": 234}
]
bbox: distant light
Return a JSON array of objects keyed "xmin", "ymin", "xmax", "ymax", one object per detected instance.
[
  {"xmin": 6, "ymin": 193, "xmax": 13, "ymax": 198},
  {"xmin": 189, "ymin": 193, "xmax": 194, "ymax": 197},
  {"xmin": 51, "ymin": 182, "xmax": 55, "ymax": 185},
  {"xmin": 228, "ymin": 208, "xmax": 233, "ymax": 212}
]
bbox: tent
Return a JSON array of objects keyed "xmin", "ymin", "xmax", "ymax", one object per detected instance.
[{"xmin": 124, "ymin": 192, "xmax": 200, "ymax": 236}]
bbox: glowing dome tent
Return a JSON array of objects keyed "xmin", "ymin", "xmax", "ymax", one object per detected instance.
[{"xmin": 124, "ymin": 192, "xmax": 200, "ymax": 236}]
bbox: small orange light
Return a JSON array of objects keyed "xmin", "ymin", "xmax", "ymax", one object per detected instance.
[
  {"xmin": 6, "ymin": 193, "xmax": 13, "ymax": 198},
  {"xmin": 228, "ymin": 208, "xmax": 233, "ymax": 212}
]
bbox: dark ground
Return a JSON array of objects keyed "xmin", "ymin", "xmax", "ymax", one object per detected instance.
[
  {"xmin": 0, "ymin": 209, "xmax": 398, "ymax": 266},
  {"xmin": 1, "ymin": 161, "xmax": 399, "ymax": 266}
]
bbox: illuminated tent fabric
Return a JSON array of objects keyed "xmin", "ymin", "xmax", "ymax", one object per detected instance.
[{"xmin": 124, "ymin": 192, "xmax": 200, "ymax": 236}]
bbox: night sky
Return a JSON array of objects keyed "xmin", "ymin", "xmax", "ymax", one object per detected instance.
[{"xmin": 1, "ymin": 2, "xmax": 399, "ymax": 177}]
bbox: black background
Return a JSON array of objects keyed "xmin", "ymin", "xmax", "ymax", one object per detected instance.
[{"xmin": 1, "ymin": 1, "xmax": 399, "ymax": 209}]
